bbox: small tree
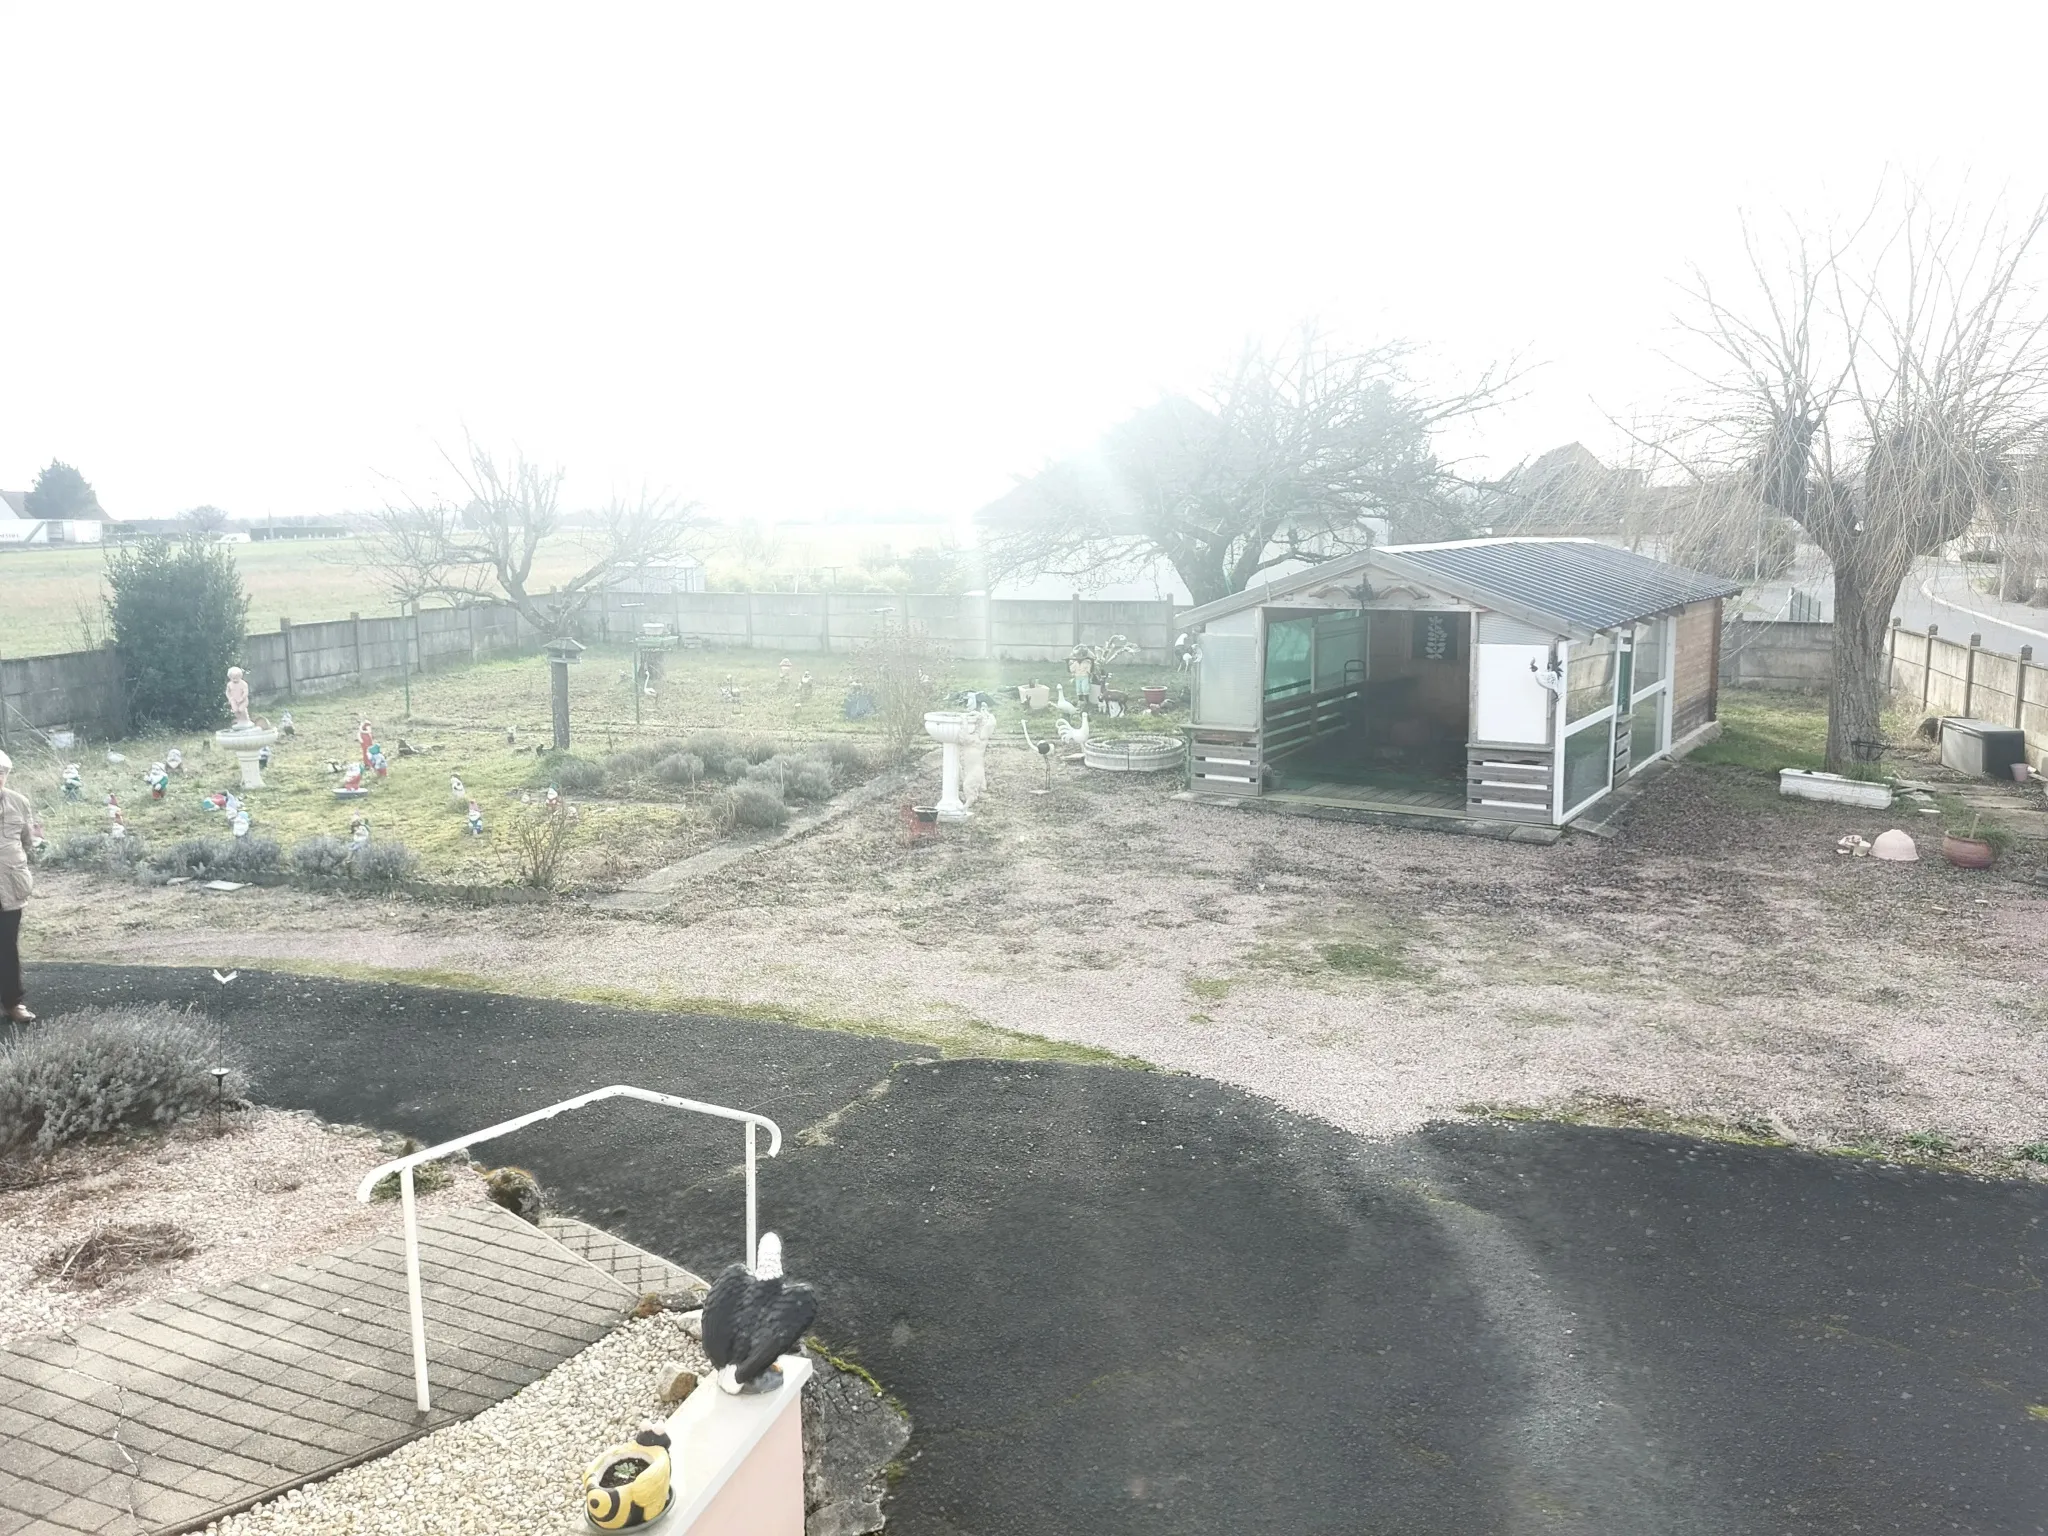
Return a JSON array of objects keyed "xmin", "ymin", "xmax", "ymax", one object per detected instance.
[
  {"xmin": 104, "ymin": 537, "xmax": 251, "ymax": 730},
  {"xmin": 856, "ymin": 619, "xmax": 945, "ymax": 762},
  {"xmin": 177, "ymin": 505, "xmax": 232, "ymax": 538},
  {"xmin": 25, "ymin": 460, "xmax": 102, "ymax": 519}
]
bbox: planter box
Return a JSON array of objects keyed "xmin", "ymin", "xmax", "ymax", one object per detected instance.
[{"xmin": 1778, "ymin": 769, "xmax": 1893, "ymax": 809}]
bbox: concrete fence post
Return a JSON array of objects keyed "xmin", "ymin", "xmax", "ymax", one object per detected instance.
[
  {"xmin": 1921, "ymin": 627, "xmax": 1935, "ymax": 711},
  {"xmin": 1965, "ymin": 634, "xmax": 1981, "ymax": 717},
  {"xmin": 351, "ymin": 612, "xmax": 364, "ymax": 688},
  {"xmin": 1886, "ymin": 617, "xmax": 1899, "ymax": 696},
  {"xmin": 821, "ymin": 595, "xmax": 832, "ymax": 654},
  {"xmin": 2017, "ymin": 650, "xmax": 2030, "ymax": 730},
  {"xmin": 467, "ymin": 603, "xmax": 479, "ymax": 664},
  {"xmin": 279, "ymin": 618, "xmax": 295, "ymax": 699},
  {"xmin": 745, "ymin": 594, "xmax": 757, "ymax": 649},
  {"xmin": 1071, "ymin": 592, "xmax": 1082, "ymax": 647}
]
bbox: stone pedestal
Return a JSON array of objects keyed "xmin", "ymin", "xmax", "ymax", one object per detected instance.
[
  {"xmin": 923, "ymin": 711, "xmax": 976, "ymax": 821},
  {"xmin": 213, "ymin": 726, "xmax": 281, "ymax": 789}
]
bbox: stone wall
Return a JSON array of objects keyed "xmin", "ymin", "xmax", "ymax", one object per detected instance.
[{"xmin": 1718, "ymin": 618, "xmax": 1832, "ymax": 691}]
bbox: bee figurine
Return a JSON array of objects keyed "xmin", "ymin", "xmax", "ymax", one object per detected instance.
[{"xmin": 583, "ymin": 1421, "xmax": 673, "ymax": 1530}]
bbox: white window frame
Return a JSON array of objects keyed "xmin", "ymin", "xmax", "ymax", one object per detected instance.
[
  {"xmin": 1624, "ymin": 616, "xmax": 1674, "ymax": 773},
  {"xmin": 1554, "ymin": 632, "xmax": 1623, "ymax": 822}
]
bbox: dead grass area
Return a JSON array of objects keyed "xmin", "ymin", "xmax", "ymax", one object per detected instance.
[
  {"xmin": 0, "ymin": 1108, "xmax": 486, "ymax": 1343},
  {"xmin": 23, "ymin": 737, "xmax": 2048, "ymax": 1173}
]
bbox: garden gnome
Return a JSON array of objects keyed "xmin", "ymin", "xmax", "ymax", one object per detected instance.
[
  {"xmin": 359, "ymin": 720, "xmax": 375, "ymax": 766},
  {"xmin": 369, "ymin": 743, "xmax": 388, "ymax": 779},
  {"xmin": 147, "ymin": 763, "xmax": 168, "ymax": 800},
  {"xmin": 545, "ymin": 786, "xmax": 561, "ymax": 813},
  {"xmin": 225, "ymin": 666, "xmax": 251, "ymax": 727},
  {"xmin": 231, "ymin": 809, "xmax": 251, "ymax": 839},
  {"xmin": 166, "ymin": 748, "xmax": 183, "ymax": 775},
  {"xmin": 62, "ymin": 764, "xmax": 82, "ymax": 800},
  {"xmin": 223, "ymin": 792, "xmax": 243, "ymax": 818},
  {"xmin": 257, "ymin": 745, "xmax": 271, "ymax": 770},
  {"xmin": 106, "ymin": 793, "xmax": 123, "ymax": 826},
  {"xmin": 450, "ymin": 774, "xmax": 466, "ymax": 805},
  {"xmin": 467, "ymin": 799, "xmax": 484, "ymax": 836},
  {"xmin": 799, "ymin": 670, "xmax": 814, "ymax": 701},
  {"xmin": 279, "ymin": 711, "xmax": 295, "ymax": 737},
  {"xmin": 1067, "ymin": 645, "xmax": 1095, "ymax": 705},
  {"xmin": 350, "ymin": 814, "xmax": 370, "ymax": 846},
  {"xmin": 778, "ymin": 658, "xmax": 793, "ymax": 689},
  {"xmin": 339, "ymin": 762, "xmax": 364, "ymax": 792}
]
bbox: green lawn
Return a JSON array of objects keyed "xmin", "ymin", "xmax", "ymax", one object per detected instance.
[
  {"xmin": 12, "ymin": 643, "xmax": 1189, "ymax": 887},
  {"xmin": 1687, "ymin": 692, "xmax": 1832, "ymax": 773},
  {"xmin": 0, "ymin": 537, "xmax": 602, "ymax": 657}
]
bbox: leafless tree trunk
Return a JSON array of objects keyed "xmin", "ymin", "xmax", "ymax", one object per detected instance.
[{"xmin": 1675, "ymin": 189, "xmax": 2048, "ymax": 770}]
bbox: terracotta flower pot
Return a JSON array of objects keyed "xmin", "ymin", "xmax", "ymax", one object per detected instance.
[
  {"xmin": 1142, "ymin": 685, "xmax": 1168, "ymax": 708},
  {"xmin": 1942, "ymin": 834, "xmax": 1996, "ymax": 869}
]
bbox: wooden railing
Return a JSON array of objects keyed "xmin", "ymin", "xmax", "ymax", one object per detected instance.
[
  {"xmin": 1465, "ymin": 744, "xmax": 1553, "ymax": 824},
  {"xmin": 1187, "ymin": 727, "xmax": 1261, "ymax": 796},
  {"xmin": 1263, "ymin": 681, "xmax": 1366, "ymax": 763}
]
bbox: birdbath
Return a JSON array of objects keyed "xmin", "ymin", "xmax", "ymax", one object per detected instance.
[
  {"xmin": 213, "ymin": 724, "xmax": 281, "ymax": 789},
  {"xmin": 924, "ymin": 710, "xmax": 978, "ymax": 820}
]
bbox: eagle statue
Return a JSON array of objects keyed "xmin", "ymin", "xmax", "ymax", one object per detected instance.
[{"xmin": 700, "ymin": 1232, "xmax": 817, "ymax": 1394}]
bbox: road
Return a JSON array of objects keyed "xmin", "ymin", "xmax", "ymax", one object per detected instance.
[
  {"xmin": 27, "ymin": 964, "xmax": 2048, "ymax": 1535},
  {"xmin": 1899, "ymin": 557, "xmax": 2048, "ymax": 658}
]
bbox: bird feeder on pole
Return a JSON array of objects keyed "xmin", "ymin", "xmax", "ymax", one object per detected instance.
[{"xmin": 544, "ymin": 636, "xmax": 584, "ymax": 750}]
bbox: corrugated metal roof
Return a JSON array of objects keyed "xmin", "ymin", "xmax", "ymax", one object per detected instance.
[{"xmin": 1376, "ymin": 538, "xmax": 1741, "ymax": 631}]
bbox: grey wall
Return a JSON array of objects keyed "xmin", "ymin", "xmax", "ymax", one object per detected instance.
[{"xmin": 1719, "ymin": 619, "xmax": 1833, "ymax": 691}]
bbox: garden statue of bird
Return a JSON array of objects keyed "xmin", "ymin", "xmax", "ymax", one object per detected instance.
[
  {"xmin": 1051, "ymin": 685, "xmax": 1079, "ymax": 717},
  {"xmin": 450, "ymin": 774, "xmax": 466, "ymax": 805},
  {"xmin": 1054, "ymin": 712, "xmax": 1089, "ymax": 749},
  {"xmin": 701, "ymin": 1232, "xmax": 817, "ymax": 1395}
]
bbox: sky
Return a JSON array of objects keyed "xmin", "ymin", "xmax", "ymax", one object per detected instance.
[{"xmin": 5, "ymin": 2, "xmax": 2048, "ymax": 530}]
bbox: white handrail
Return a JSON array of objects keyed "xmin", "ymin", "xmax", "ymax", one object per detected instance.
[{"xmin": 356, "ymin": 1084, "xmax": 783, "ymax": 1413}]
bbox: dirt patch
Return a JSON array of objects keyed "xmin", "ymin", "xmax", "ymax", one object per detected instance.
[
  {"xmin": 0, "ymin": 1108, "xmax": 487, "ymax": 1343},
  {"xmin": 23, "ymin": 744, "xmax": 2048, "ymax": 1169}
]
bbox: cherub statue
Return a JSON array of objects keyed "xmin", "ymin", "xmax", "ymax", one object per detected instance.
[{"xmin": 224, "ymin": 667, "xmax": 251, "ymax": 727}]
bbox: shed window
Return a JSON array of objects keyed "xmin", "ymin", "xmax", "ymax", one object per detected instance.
[
  {"xmin": 1633, "ymin": 619, "xmax": 1668, "ymax": 689},
  {"xmin": 1561, "ymin": 718, "xmax": 1613, "ymax": 812},
  {"xmin": 1565, "ymin": 633, "xmax": 1619, "ymax": 723},
  {"xmin": 1194, "ymin": 611, "xmax": 1259, "ymax": 728}
]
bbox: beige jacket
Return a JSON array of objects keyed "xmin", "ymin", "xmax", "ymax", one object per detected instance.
[{"xmin": 0, "ymin": 787, "xmax": 35, "ymax": 911}]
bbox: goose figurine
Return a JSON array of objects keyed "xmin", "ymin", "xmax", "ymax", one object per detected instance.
[
  {"xmin": 701, "ymin": 1232, "xmax": 817, "ymax": 1395},
  {"xmin": 582, "ymin": 1421, "xmax": 672, "ymax": 1530},
  {"xmin": 1051, "ymin": 684, "xmax": 1079, "ymax": 717}
]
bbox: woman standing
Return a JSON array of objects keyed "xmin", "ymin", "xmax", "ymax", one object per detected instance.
[{"xmin": 0, "ymin": 751, "xmax": 36, "ymax": 1023}]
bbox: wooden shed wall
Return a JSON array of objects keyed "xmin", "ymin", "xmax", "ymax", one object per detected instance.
[{"xmin": 1671, "ymin": 598, "xmax": 1721, "ymax": 740}]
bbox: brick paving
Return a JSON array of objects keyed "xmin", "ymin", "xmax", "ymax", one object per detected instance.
[
  {"xmin": 537, "ymin": 1216, "xmax": 709, "ymax": 1304},
  {"xmin": 0, "ymin": 1204, "xmax": 634, "ymax": 1536}
]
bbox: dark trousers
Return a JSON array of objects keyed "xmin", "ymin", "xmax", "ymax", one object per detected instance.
[{"xmin": 0, "ymin": 907, "xmax": 21, "ymax": 1012}]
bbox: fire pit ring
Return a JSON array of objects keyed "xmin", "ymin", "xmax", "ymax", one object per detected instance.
[{"xmin": 1081, "ymin": 734, "xmax": 1184, "ymax": 773}]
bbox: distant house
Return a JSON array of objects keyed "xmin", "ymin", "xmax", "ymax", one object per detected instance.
[
  {"xmin": 1180, "ymin": 536, "xmax": 1739, "ymax": 828},
  {"xmin": 0, "ymin": 489, "xmax": 106, "ymax": 547}
]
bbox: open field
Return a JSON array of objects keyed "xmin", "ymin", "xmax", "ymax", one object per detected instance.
[
  {"xmin": 9, "ymin": 643, "xmax": 1189, "ymax": 886},
  {"xmin": 0, "ymin": 536, "xmax": 602, "ymax": 657}
]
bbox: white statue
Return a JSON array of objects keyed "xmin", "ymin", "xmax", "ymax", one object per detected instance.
[
  {"xmin": 225, "ymin": 667, "xmax": 251, "ymax": 728},
  {"xmin": 958, "ymin": 708, "xmax": 997, "ymax": 806}
]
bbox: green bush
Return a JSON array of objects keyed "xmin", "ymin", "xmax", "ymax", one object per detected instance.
[
  {"xmin": 725, "ymin": 783, "xmax": 790, "ymax": 830},
  {"xmin": 603, "ymin": 740, "xmax": 684, "ymax": 778},
  {"xmin": 653, "ymin": 752, "xmax": 704, "ymax": 787},
  {"xmin": 54, "ymin": 832, "xmax": 148, "ymax": 876},
  {"xmin": 146, "ymin": 836, "xmax": 280, "ymax": 882},
  {"xmin": 347, "ymin": 841, "xmax": 417, "ymax": 883},
  {"xmin": 684, "ymin": 732, "xmax": 748, "ymax": 781},
  {"xmin": 104, "ymin": 536, "xmax": 251, "ymax": 731},
  {"xmin": 742, "ymin": 737, "xmax": 779, "ymax": 764},
  {"xmin": 292, "ymin": 836, "xmax": 353, "ymax": 878},
  {"xmin": 818, "ymin": 738, "xmax": 875, "ymax": 778},
  {"xmin": 745, "ymin": 754, "xmax": 836, "ymax": 803},
  {"xmin": 0, "ymin": 1006, "xmax": 249, "ymax": 1157},
  {"xmin": 537, "ymin": 754, "xmax": 606, "ymax": 794}
]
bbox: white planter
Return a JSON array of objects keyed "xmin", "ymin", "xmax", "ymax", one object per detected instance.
[{"xmin": 1778, "ymin": 769, "xmax": 1893, "ymax": 810}]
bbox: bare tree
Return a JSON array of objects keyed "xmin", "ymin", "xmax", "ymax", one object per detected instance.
[
  {"xmin": 1675, "ymin": 190, "xmax": 2048, "ymax": 769},
  {"xmin": 1987, "ymin": 453, "xmax": 2048, "ymax": 604},
  {"xmin": 364, "ymin": 437, "xmax": 701, "ymax": 635},
  {"xmin": 981, "ymin": 325, "xmax": 1516, "ymax": 606}
]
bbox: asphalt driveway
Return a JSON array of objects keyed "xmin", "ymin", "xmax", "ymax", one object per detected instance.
[{"xmin": 29, "ymin": 965, "xmax": 2048, "ymax": 1535}]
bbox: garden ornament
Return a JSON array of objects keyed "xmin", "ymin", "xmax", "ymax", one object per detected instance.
[
  {"xmin": 798, "ymin": 670, "xmax": 814, "ymax": 701},
  {"xmin": 582, "ymin": 1422, "xmax": 673, "ymax": 1531},
  {"xmin": 350, "ymin": 814, "xmax": 371, "ymax": 846},
  {"xmin": 231, "ymin": 810, "xmax": 250, "ymax": 839},
  {"xmin": 359, "ymin": 720, "xmax": 375, "ymax": 765},
  {"xmin": 467, "ymin": 800, "xmax": 485, "ymax": 836},
  {"xmin": 257, "ymin": 745, "xmax": 271, "ymax": 770},
  {"xmin": 778, "ymin": 657, "xmax": 793, "ymax": 687},
  {"xmin": 702, "ymin": 1231, "xmax": 818, "ymax": 1396},
  {"xmin": 147, "ymin": 764, "xmax": 168, "ymax": 800},
  {"xmin": 545, "ymin": 786, "xmax": 561, "ymax": 813},
  {"xmin": 450, "ymin": 774, "xmax": 466, "ymax": 805},
  {"xmin": 1871, "ymin": 829, "xmax": 1919, "ymax": 862},
  {"xmin": 223, "ymin": 792, "xmax": 243, "ymax": 818},
  {"xmin": 278, "ymin": 711, "xmax": 295, "ymax": 737},
  {"xmin": 165, "ymin": 748, "xmax": 183, "ymax": 774},
  {"xmin": 62, "ymin": 764, "xmax": 83, "ymax": 799},
  {"xmin": 338, "ymin": 762, "xmax": 364, "ymax": 793},
  {"xmin": 224, "ymin": 667, "xmax": 251, "ymax": 728},
  {"xmin": 106, "ymin": 749, "xmax": 126, "ymax": 765},
  {"xmin": 203, "ymin": 791, "xmax": 229, "ymax": 812},
  {"xmin": 106, "ymin": 793, "xmax": 123, "ymax": 826},
  {"xmin": 369, "ymin": 743, "xmax": 388, "ymax": 779}
]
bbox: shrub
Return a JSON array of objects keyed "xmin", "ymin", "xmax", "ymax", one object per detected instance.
[
  {"xmin": 348, "ymin": 841, "xmax": 417, "ymax": 883},
  {"xmin": 684, "ymin": 732, "xmax": 747, "ymax": 781},
  {"xmin": 147, "ymin": 836, "xmax": 279, "ymax": 882},
  {"xmin": 104, "ymin": 535, "xmax": 252, "ymax": 730},
  {"xmin": 509, "ymin": 811, "xmax": 575, "ymax": 890},
  {"xmin": 741, "ymin": 736, "xmax": 778, "ymax": 764},
  {"xmin": 0, "ymin": 1006, "xmax": 249, "ymax": 1157},
  {"xmin": 36, "ymin": 1222, "xmax": 196, "ymax": 1288},
  {"xmin": 538, "ymin": 754, "xmax": 606, "ymax": 794},
  {"xmin": 653, "ymin": 752, "xmax": 704, "ymax": 787},
  {"xmin": 292, "ymin": 836, "xmax": 353, "ymax": 879},
  {"xmin": 724, "ymin": 782, "xmax": 790, "ymax": 831},
  {"xmin": 818, "ymin": 738, "xmax": 875, "ymax": 779},
  {"xmin": 855, "ymin": 619, "xmax": 946, "ymax": 762},
  {"xmin": 55, "ymin": 832, "xmax": 148, "ymax": 877},
  {"xmin": 603, "ymin": 740, "xmax": 684, "ymax": 778},
  {"xmin": 745, "ymin": 754, "xmax": 836, "ymax": 803}
]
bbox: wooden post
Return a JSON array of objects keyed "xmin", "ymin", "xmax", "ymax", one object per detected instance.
[
  {"xmin": 279, "ymin": 617, "xmax": 295, "ymax": 699},
  {"xmin": 1964, "ymin": 634, "xmax": 1981, "ymax": 717}
]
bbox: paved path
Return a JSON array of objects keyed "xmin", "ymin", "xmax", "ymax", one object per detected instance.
[
  {"xmin": 29, "ymin": 965, "xmax": 2048, "ymax": 1535},
  {"xmin": 0, "ymin": 1205, "xmax": 634, "ymax": 1536}
]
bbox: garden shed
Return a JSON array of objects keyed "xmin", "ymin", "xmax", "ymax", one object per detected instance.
[{"xmin": 1179, "ymin": 537, "xmax": 1739, "ymax": 826}]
